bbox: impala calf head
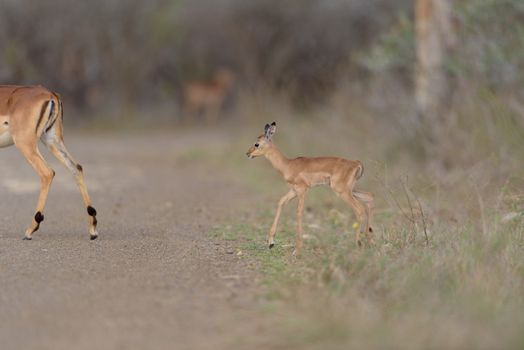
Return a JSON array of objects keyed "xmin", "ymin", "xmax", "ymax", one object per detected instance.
[{"xmin": 246, "ymin": 122, "xmax": 276, "ymax": 158}]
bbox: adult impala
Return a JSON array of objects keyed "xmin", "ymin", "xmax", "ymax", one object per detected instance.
[
  {"xmin": 246, "ymin": 122, "xmax": 374, "ymax": 253},
  {"xmin": 182, "ymin": 69, "xmax": 234, "ymax": 124},
  {"xmin": 0, "ymin": 85, "xmax": 98, "ymax": 240}
]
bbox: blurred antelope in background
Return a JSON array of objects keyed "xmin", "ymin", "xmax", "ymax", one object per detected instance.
[
  {"xmin": 246, "ymin": 122, "xmax": 374, "ymax": 254},
  {"xmin": 182, "ymin": 68, "xmax": 234, "ymax": 124},
  {"xmin": 0, "ymin": 85, "xmax": 98, "ymax": 240}
]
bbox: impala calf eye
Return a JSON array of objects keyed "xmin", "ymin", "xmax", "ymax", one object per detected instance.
[{"xmin": 255, "ymin": 143, "xmax": 259, "ymax": 148}]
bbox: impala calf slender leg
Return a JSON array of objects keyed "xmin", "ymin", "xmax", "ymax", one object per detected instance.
[
  {"xmin": 16, "ymin": 143, "xmax": 55, "ymax": 240},
  {"xmin": 45, "ymin": 136, "xmax": 98, "ymax": 239},
  {"xmin": 268, "ymin": 189, "xmax": 297, "ymax": 248},
  {"xmin": 339, "ymin": 191, "xmax": 367, "ymax": 246},
  {"xmin": 353, "ymin": 189, "xmax": 375, "ymax": 242},
  {"xmin": 294, "ymin": 189, "xmax": 307, "ymax": 255}
]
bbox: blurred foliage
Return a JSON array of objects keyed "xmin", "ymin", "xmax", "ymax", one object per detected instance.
[
  {"xmin": 456, "ymin": 0, "xmax": 524, "ymax": 90},
  {"xmin": 0, "ymin": 0, "xmax": 521, "ymax": 174},
  {"xmin": 362, "ymin": 0, "xmax": 524, "ymax": 92},
  {"xmin": 0, "ymin": 0, "xmax": 165, "ymax": 107},
  {"xmin": 357, "ymin": 0, "xmax": 524, "ymax": 170},
  {"xmin": 0, "ymin": 0, "xmax": 410, "ymax": 111},
  {"xmin": 357, "ymin": 13, "xmax": 415, "ymax": 79}
]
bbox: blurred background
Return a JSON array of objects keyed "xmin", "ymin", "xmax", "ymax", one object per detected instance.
[
  {"xmin": 1, "ymin": 0, "xmax": 523, "ymax": 168},
  {"xmin": 1, "ymin": 1, "xmax": 524, "ymax": 348}
]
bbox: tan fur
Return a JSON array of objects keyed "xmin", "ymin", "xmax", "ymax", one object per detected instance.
[
  {"xmin": 182, "ymin": 69, "xmax": 234, "ymax": 124},
  {"xmin": 247, "ymin": 123, "xmax": 374, "ymax": 253},
  {"xmin": 0, "ymin": 85, "xmax": 98, "ymax": 240}
]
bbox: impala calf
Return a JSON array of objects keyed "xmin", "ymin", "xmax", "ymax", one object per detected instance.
[
  {"xmin": 246, "ymin": 122, "xmax": 374, "ymax": 253},
  {"xmin": 0, "ymin": 85, "xmax": 98, "ymax": 240}
]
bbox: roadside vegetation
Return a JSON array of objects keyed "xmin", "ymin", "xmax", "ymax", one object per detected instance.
[{"xmin": 207, "ymin": 109, "xmax": 524, "ymax": 349}]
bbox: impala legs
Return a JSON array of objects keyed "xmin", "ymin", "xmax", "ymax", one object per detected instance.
[
  {"xmin": 16, "ymin": 143, "xmax": 55, "ymax": 240},
  {"xmin": 268, "ymin": 189, "xmax": 296, "ymax": 248},
  {"xmin": 353, "ymin": 189, "xmax": 374, "ymax": 237},
  {"xmin": 44, "ymin": 134, "xmax": 98, "ymax": 239},
  {"xmin": 338, "ymin": 191, "xmax": 367, "ymax": 246},
  {"xmin": 294, "ymin": 189, "xmax": 307, "ymax": 255},
  {"xmin": 268, "ymin": 187, "xmax": 307, "ymax": 254}
]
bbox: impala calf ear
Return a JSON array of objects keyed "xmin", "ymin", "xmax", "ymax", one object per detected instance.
[{"xmin": 265, "ymin": 121, "xmax": 277, "ymax": 140}]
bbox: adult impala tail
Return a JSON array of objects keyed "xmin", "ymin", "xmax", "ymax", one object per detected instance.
[
  {"xmin": 246, "ymin": 122, "xmax": 374, "ymax": 254},
  {"xmin": 0, "ymin": 85, "xmax": 98, "ymax": 240}
]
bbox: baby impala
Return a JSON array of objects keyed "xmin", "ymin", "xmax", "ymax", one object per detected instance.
[{"xmin": 246, "ymin": 122, "xmax": 374, "ymax": 254}]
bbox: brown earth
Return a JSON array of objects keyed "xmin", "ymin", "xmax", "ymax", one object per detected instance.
[{"xmin": 0, "ymin": 131, "xmax": 271, "ymax": 350}]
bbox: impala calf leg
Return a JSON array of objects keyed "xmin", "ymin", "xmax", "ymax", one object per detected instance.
[
  {"xmin": 339, "ymin": 192, "xmax": 366, "ymax": 246},
  {"xmin": 268, "ymin": 189, "xmax": 296, "ymax": 248},
  {"xmin": 294, "ymin": 190, "xmax": 307, "ymax": 255},
  {"xmin": 17, "ymin": 145, "xmax": 55, "ymax": 240},
  {"xmin": 353, "ymin": 190, "xmax": 375, "ymax": 242},
  {"xmin": 46, "ymin": 138, "xmax": 98, "ymax": 239}
]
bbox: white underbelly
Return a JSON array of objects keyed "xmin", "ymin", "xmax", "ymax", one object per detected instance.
[{"xmin": 0, "ymin": 130, "xmax": 14, "ymax": 148}]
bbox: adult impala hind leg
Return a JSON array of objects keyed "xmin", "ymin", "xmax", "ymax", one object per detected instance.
[
  {"xmin": 15, "ymin": 142, "xmax": 55, "ymax": 240},
  {"xmin": 44, "ymin": 132, "xmax": 98, "ymax": 239},
  {"xmin": 268, "ymin": 189, "xmax": 297, "ymax": 248}
]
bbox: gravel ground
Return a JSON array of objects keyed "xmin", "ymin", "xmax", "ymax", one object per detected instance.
[{"xmin": 0, "ymin": 131, "xmax": 269, "ymax": 350}]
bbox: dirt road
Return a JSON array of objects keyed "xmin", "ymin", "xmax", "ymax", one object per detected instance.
[{"xmin": 0, "ymin": 131, "xmax": 268, "ymax": 350}]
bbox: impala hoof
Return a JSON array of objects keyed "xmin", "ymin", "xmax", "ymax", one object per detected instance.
[
  {"xmin": 22, "ymin": 236, "xmax": 32, "ymax": 241},
  {"xmin": 90, "ymin": 234, "xmax": 98, "ymax": 240},
  {"xmin": 269, "ymin": 243, "xmax": 274, "ymax": 249}
]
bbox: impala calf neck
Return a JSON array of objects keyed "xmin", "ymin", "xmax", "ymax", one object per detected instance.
[
  {"xmin": 246, "ymin": 122, "xmax": 374, "ymax": 253},
  {"xmin": 0, "ymin": 85, "xmax": 98, "ymax": 240}
]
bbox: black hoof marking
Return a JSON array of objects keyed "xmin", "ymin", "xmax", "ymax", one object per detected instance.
[
  {"xmin": 22, "ymin": 236, "xmax": 32, "ymax": 240},
  {"xmin": 87, "ymin": 206, "xmax": 97, "ymax": 217},
  {"xmin": 369, "ymin": 227, "xmax": 374, "ymax": 233},
  {"xmin": 90, "ymin": 235, "xmax": 98, "ymax": 241},
  {"xmin": 76, "ymin": 164, "xmax": 83, "ymax": 172},
  {"xmin": 269, "ymin": 243, "xmax": 274, "ymax": 249},
  {"xmin": 35, "ymin": 212, "xmax": 44, "ymax": 223}
]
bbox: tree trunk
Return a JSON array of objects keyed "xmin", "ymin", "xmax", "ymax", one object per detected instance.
[{"xmin": 415, "ymin": 0, "xmax": 456, "ymax": 164}]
